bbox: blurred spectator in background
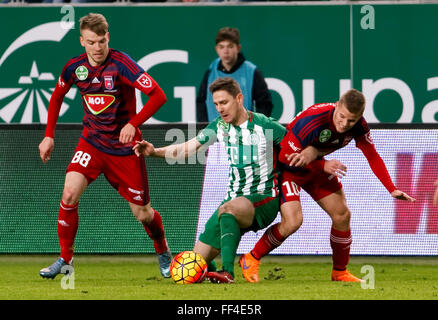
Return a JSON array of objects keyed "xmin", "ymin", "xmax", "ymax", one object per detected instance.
[{"xmin": 196, "ymin": 27, "xmax": 273, "ymax": 122}]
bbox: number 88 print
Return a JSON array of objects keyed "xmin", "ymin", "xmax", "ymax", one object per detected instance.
[{"xmin": 71, "ymin": 151, "xmax": 92, "ymax": 167}]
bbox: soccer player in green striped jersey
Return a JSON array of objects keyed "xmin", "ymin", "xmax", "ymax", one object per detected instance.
[{"xmin": 134, "ymin": 77, "xmax": 286, "ymax": 283}]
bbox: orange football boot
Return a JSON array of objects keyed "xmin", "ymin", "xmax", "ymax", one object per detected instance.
[
  {"xmin": 331, "ymin": 269, "xmax": 363, "ymax": 282},
  {"xmin": 240, "ymin": 252, "xmax": 260, "ymax": 283}
]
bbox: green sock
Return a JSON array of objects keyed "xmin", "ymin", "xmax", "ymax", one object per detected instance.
[
  {"xmin": 207, "ymin": 260, "xmax": 217, "ymax": 272},
  {"xmin": 219, "ymin": 213, "xmax": 241, "ymax": 278}
]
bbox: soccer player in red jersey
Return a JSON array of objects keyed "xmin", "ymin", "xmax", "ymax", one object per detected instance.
[
  {"xmin": 38, "ymin": 13, "xmax": 172, "ymax": 279},
  {"xmin": 240, "ymin": 89, "xmax": 416, "ymax": 283}
]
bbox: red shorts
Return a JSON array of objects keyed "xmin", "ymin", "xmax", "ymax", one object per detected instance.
[
  {"xmin": 280, "ymin": 169, "xmax": 342, "ymax": 204},
  {"xmin": 66, "ymin": 138, "xmax": 150, "ymax": 206}
]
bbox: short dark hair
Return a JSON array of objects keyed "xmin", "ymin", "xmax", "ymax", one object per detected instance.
[
  {"xmin": 80, "ymin": 13, "xmax": 109, "ymax": 36},
  {"xmin": 339, "ymin": 89, "xmax": 365, "ymax": 114},
  {"xmin": 215, "ymin": 27, "xmax": 240, "ymax": 45},
  {"xmin": 209, "ymin": 77, "xmax": 241, "ymax": 97}
]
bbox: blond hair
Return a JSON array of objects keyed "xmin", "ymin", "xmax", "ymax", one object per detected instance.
[
  {"xmin": 79, "ymin": 13, "xmax": 109, "ymax": 36},
  {"xmin": 339, "ymin": 89, "xmax": 365, "ymax": 114}
]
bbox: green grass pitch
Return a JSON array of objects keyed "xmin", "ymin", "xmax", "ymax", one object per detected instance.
[{"xmin": 1, "ymin": 255, "xmax": 437, "ymax": 300}]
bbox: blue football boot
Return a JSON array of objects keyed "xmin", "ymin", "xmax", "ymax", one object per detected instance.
[
  {"xmin": 158, "ymin": 250, "xmax": 172, "ymax": 278},
  {"xmin": 39, "ymin": 258, "xmax": 73, "ymax": 279}
]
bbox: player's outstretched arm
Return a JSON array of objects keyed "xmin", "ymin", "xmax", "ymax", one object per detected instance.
[
  {"xmin": 39, "ymin": 137, "xmax": 54, "ymax": 164},
  {"xmin": 133, "ymin": 137, "xmax": 202, "ymax": 160},
  {"xmin": 284, "ymin": 145, "xmax": 335, "ymax": 168},
  {"xmin": 285, "ymin": 145, "xmax": 319, "ymax": 167},
  {"xmin": 133, "ymin": 140, "xmax": 156, "ymax": 157},
  {"xmin": 391, "ymin": 190, "xmax": 416, "ymax": 202}
]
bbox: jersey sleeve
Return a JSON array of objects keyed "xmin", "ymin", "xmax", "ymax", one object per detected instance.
[
  {"xmin": 355, "ymin": 132, "xmax": 397, "ymax": 193},
  {"xmin": 351, "ymin": 117, "xmax": 396, "ymax": 192},
  {"xmin": 130, "ymin": 72, "xmax": 159, "ymax": 95},
  {"xmin": 116, "ymin": 51, "xmax": 158, "ymax": 95},
  {"xmin": 44, "ymin": 62, "xmax": 74, "ymax": 138},
  {"xmin": 352, "ymin": 117, "xmax": 371, "ymax": 138},
  {"xmin": 289, "ymin": 111, "xmax": 331, "ymax": 148},
  {"xmin": 128, "ymin": 83, "xmax": 167, "ymax": 128},
  {"xmin": 279, "ymin": 121, "xmax": 325, "ymax": 173},
  {"xmin": 116, "ymin": 52, "xmax": 144, "ymax": 80},
  {"xmin": 196, "ymin": 118, "xmax": 219, "ymax": 147},
  {"xmin": 113, "ymin": 52, "xmax": 166, "ymax": 127},
  {"xmin": 58, "ymin": 59, "xmax": 77, "ymax": 86},
  {"xmin": 267, "ymin": 117, "xmax": 287, "ymax": 146},
  {"xmin": 279, "ymin": 129, "xmax": 303, "ymax": 165}
]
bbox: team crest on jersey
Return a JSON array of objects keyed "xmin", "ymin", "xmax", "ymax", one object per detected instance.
[
  {"xmin": 248, "ymin": 133, "xmax": 260, "ymax": 145},
  {"xmin": 104, "ymin": 76, "xmax": 114, "ymax": 90},
  {"xmin": 218, "ymin": 119, "xmax": 230, "ymax": 131},
  {"xmin": 75, "ymin": 65, "xmax": 88, "ymax": 81},
  {"xmin": 319, "ymin": 129, "xmax": 332, "ymax": 143},
  {"xmin": 136, "ymin": 73, "xmax": 152, "ymax": 88},
  {"xmin": 83, "ymin": 94, "xmax": 115, "ymax": 115}
]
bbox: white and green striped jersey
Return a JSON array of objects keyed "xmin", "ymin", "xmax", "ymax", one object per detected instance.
[{"xmin": 196, "ymin": 111, "xmax": 286, "ymax": 200}]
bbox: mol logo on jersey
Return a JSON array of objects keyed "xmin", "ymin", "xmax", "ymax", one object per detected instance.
[
  {"xmin": 84, "ymin": 94, "xmax": 116, "ymax": 115},
  {"xmin": 0, "ymin": 21, "xmax": 77, "ymax": 124}
]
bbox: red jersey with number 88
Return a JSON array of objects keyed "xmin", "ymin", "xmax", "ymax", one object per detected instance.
[{"xmin": 51, "ymin": 49, "xmax": 159, "ymax": 155}]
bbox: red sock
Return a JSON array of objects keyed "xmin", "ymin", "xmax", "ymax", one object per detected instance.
[
  {"xmin": 58, "ymin": 201, "xmax": 79, "ymax": 263},
  {"xmin": 251, "ymin": 223, "xmax": 286, "ymax": 260},
  {"xmin": 142, "ymin": 210, "xmax": 168, "ymax": 254},
  {"xmin": 330, "ymin": 227, "xmax": 352, "ymax": 271}
]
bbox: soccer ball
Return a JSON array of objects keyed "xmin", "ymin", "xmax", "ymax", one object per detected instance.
[{"xmin": 170, "ymin": 251, "xmax": 207, "ymax": 284}]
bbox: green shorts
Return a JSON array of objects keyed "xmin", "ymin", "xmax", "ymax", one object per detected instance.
[{"xmin": 198, "ymin": 194, "xmax": 280, "ymax": 249}]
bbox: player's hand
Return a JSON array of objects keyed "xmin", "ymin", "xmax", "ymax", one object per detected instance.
[
  {"xmin": 433, "ymin": 180, "xmax": 438, "ymax": 206},
  {"xmin": 285, "ymin": 146, "xmax": 319, "ymax": 167},
  {"xmin": 323, "ymin": 159, "xmax": 347, "ymax": 178},
  {"xmin": 39, "ymin": 136, "xmax": 54, "ymax": 164},
  {"xmin": 133, "ymin": 140, "xmax": 155, "ymax": 157},
  {"xmin": 119, "ymin": 123, "xmax": 136, "ymax": 144},
  {"xmin": 391, "ymin": 190, "xmax": 416, "ymax": 202}
]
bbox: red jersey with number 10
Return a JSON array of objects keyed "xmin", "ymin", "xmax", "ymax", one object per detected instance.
[{"xmin": 280, "ymin": 103, "xmax": 396, "ymax": 193}]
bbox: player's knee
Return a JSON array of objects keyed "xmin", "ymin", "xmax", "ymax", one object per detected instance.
[
  {"xmin": 332, "ymin": 208, "xmax": 351, "ymax": 226},
  {"xmin": 134, "ymin": 206, "xmax": 155, "ymax": 224},
  {"xmin": 61, "ymin": 188, "xmax": 80, "ymax": 205},
  {"xmin": 218, "ymin": 203, "xmax": 236, "ymax": 216},
  {"xmin": 218, "ymin": 197, "xmax": 253, "ymax": 217}
]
